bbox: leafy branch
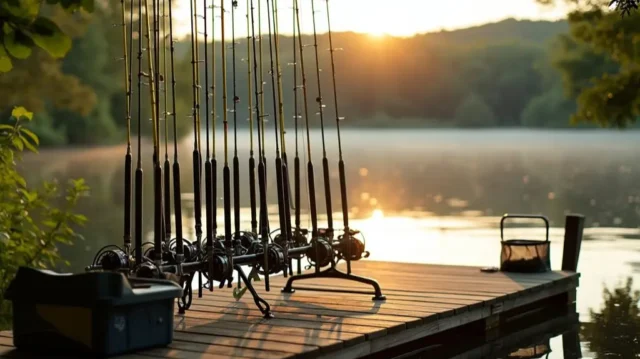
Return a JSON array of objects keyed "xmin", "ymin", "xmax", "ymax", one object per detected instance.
[
  {"xmin": 0, "ymin": 0, "xmax": 94, "ymax": 72},
  {"xmin": 0, "ymin": 106, "xmax": 89, "ymax": 328}
]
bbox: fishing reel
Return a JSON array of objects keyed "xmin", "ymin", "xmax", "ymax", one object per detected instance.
[
  {"xmin": 233, "ymin": 231, "xmax": 259, "ymax": 256},
  {"xmin": 273, "ymin": 228, "xmax": 309, "ymax": 252},
  {"xmin": 199, "ymin": 245, "xmax": 233, "ymax": 283},
  {"xmin": 306, "ymin": 237, "xmax": 334, "ymax": 269},
  {"xmin": 337, "ymin": 229, "xmax": 369, "ymax": 261},
  {"xmin": 91, "ymin": 246, "xmax": 131, "ymax": 272},
  {"xmin": 253, "ymin": 243, "xmax": 286, "ymax": 275},
  {"xmin": 169, "ymin": 238, "xmax": 200, "ymax": 263},
  {"xmin": 135, "ymin": 261, "xmax": 163, "ymax": 279}
]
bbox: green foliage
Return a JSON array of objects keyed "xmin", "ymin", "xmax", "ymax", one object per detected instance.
[
  {"xmin": 521, "ymin": 86, "xmax": 578, "ymax": 127},
  {"xmin": 583, "ymin": 278, "xmax": 640, "ymax": 358},
  {"xmin": 559, "ymin": 8, "xmax": 640, "ymax": 127},
  {"xmin": 454, "ymin": 93, "xmax": 497, "ymax": 127},
  {"xmin": 0, "ymin": 0, "xmax": 93, "ymax": 72},
  {"xmin": 0, "ymin": 107, "xmax": 89, "ymax": 328}
]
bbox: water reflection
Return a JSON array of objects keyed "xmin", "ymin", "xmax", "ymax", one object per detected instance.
[{"xmin": 582, "ymin": 278, "xmax": 640, "ymax": 358}]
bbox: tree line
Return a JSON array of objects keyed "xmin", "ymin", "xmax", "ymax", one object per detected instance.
[{"xmin": 1, "ymin": 2, "xmax": 638, "ymax": 147}]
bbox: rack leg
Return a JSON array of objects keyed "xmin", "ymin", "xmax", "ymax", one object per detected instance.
[
  {"xmin": 282, "ymin": 266, "xmax": 385, "ymax": 301},
  {"xmin": 235, "ymin": 264, "xmax": 273, "ymax": 319}
]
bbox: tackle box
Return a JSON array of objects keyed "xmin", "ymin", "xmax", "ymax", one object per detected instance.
[{"xmin": 5, "ymin": 267, "xmax": 182, "ymax": 358}]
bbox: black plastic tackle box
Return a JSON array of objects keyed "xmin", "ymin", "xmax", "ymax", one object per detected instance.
[{"xmin": 5, "ymin": 267, "xmax": 182, "ymax": 357}]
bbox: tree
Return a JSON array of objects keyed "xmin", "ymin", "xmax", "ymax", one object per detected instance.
[
  {"xmin": 453, "ymin": 93, "xmax": 498, "ymax": 127},
  {"xmin": 535, "ymin": 1, "xmax": 640, "ymax": 128},
  {"xmin": 521, "ymin": 85, "xmax": 577, "ymax": 127}
]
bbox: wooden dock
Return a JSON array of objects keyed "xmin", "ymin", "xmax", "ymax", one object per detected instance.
[{"xmin": 0, "ymin": 260, "xmax": 579, "ymax": 359}]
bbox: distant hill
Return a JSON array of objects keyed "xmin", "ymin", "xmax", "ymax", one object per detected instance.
[
  {"xmin": 417, "ymin": 18, "xmax": 569, "ymax": 46},
  {"xmin": 174, "ymin": 18, "xmax": 569, "ymax": 57}
]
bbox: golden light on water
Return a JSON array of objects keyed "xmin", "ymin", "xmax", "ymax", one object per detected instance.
[{"xmin": 371, "ymin": 209, "xmax": 384, "ymax": 220}]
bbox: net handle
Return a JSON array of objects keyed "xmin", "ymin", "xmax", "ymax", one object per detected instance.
[{"xmin": 500, "ymin": 214, "xmax": 549, "ymax": 243}]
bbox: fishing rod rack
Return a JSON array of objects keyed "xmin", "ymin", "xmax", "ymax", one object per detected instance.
[{"xmin": 86, "ymin": 0, "xmax": 384, "ymax": 319}]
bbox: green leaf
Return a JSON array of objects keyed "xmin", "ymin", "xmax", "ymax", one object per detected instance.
[
  {"xmin": 20, "ymin": 128, "xmax": 39, "ymax": 145},
  {"xmin": 26, "ymin": 17, "xmax": 71, "ymax": 59},
  {"xmin": 12, "ymin": 106, "xmax": 33, "ymax": 121},
  {"xmin": 0, "ymin": 0, "xmax": 40, "ymax": 24},
  {"xmin": 0, "ymin": 45, "xmax": 13, "ymax": 72},
  {"xmin": 3, "ymin": 28, "xmax": 33, "ymax": 59},
  {"xmin": 11, "ymin": 137, "xmax": 23, "ymax": 151},
  {"xmin": 20, "ymin": 136, "xmax": 38, "ymax": 153},
  {"xmin": 0, "ymin": 124, "xmax": 14, "ymax": 131}
]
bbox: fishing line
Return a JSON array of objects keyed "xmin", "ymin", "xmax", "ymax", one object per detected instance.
[
  {"xmin": 247, "ymin": 0, "xmax": 257, "ymax": 235},
  {"xmin": 249, "ymin": 0, "xmax": 270, "ymax": 291},
  {"xmin": 310, "ymin": 0, "xmax": 333, "ymax": 236},
  {"xmin": 294, "ymin": 0, "xmax": 320, "ymax": 273}
]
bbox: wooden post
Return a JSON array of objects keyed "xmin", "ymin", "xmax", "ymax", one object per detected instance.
[
  {"xmin": 561, "ymin": 214, "xmax": 585, "ymax": 272},
  {"xmin": 562, "ymin": 327, "xmax": 582, "ymax": 359}
]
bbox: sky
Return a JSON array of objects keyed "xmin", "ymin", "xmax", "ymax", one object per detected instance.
[{"xmin": 170, "ymin": 0, "xmax": 569, "ymax": 40}]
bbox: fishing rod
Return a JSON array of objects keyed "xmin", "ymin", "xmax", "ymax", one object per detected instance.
[
  {"xmin": 324, "ymin": 0, "xmax": 356, "ymax": 273},
  {"xmin": 188, "ymin": 0, "xmax": 204, "ymax": 297},
  {"xmin": 246, "ymin": 0, "xmax": 257, "ymax": 236},
  {"xmin": 281, "ymin": 0, "xmax": 384, "ymax": 301},
  {"xmin": 270, "ymin": 0, "xmax": 294, "ymax": 276},
  {"xmin": 221, "ymin": 0, "xmax": 234, "ymax": 288},
  {"xmin": 256, "ymin": 0, "xmax": 269, "ymax": 234},
  {"xmin": 162, "ymin": 0, "xmax": 172, "ymax": 251},
  {"xmin": 310, "ymin": 0, "xmax": 333, "ymax": 239},
  {"xmin": 211, "ymin": 0, "xmax": 218, "ymax": 259},
  {"xmin": 231, "ymin": 0, "xmax": 241, "ymax": 252},
  {"xmin": 249, "ymin": 0, "xmax": 271, "ymax": 292},
  {"xmin": 143, "ymin": 0, "xmax": 163, "ymax": 267},
  {"xmin": 121, "ymin": 0, "xmax": 133, "ymax": 254},
  {"xmin": 167, "ymin": 0, "xmax": 187, "ymax": 299},
  {"xmin": 203, "ymin": 0, "xmax": 215, "ymax": 292},
  {"xmin": 285, "ymin": 0, "xmax": 320, "ymax": 277},
  {"xmin": 134, "ymin": 0, "xmax": 144, "ymax": 268},
  {"xmin": 289, "ymin": 0, "xmax": 308, "ymax": 275},
  {"xmin": 265, "ymin": 0, "xmax": 290, "ymax": 278}
]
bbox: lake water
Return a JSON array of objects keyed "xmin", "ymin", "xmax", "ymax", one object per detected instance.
[{"xmin": 20, "ymin": 129, "xmax": 640, "ymax": 357}]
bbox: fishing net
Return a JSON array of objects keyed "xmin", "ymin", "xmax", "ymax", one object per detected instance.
[
  {"xmin": 499, "ymin": 214, "xmax": 551, "ymax": 273},
  {"xmin": 500, "ymin": 240, "xmax": 550, "ymax": 273}
]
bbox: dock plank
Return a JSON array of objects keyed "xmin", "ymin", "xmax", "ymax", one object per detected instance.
[{"xmin": 1, "ymin": 261, "xmax": 579, "ymax": 359}]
